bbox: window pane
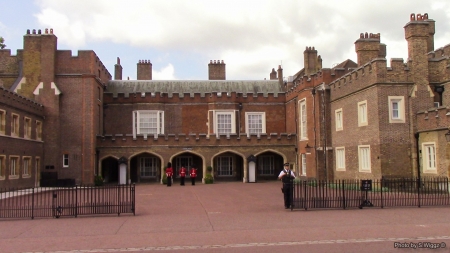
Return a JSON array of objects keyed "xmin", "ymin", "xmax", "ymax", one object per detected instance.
[
  {"xmin": 217, "ymin": 114, "xmax": 232, "ymax": 134},
  {"xmin": 248, "ymin": 114, "xmax": 262, "ymax": 134},
  {"xmin": 217, "ymin": 156, "xmax": 232, "ymax": 175}
]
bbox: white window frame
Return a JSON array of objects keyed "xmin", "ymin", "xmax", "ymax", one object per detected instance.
[
  {"xmin": 11, "ymin": 113, "xmax": 19, "ymax": 137},
  {"xmin": 63, "ymin": 154, "xmax": 69, "ymax": 168},
  {"xmin": 245, "ymin": 112, "xmax": 266, "ymax": 134},
  {"xmin": 301, "ymin": 154, "xmax": 307, "ymax": 176},
  {"xmin": 299, "ymin": 99, "xmax": 307, "ymax": 139},
  {"xmin": 335, "ymin": 147, "xmax": 346, "ymax": 171},
  {"xmin": 0, "ymin": 155, "xmax": 5, "ymax": 180},
  {"xmin": 36, "ymin": 120, "xmax": 42, "ymax": 140},
  {"xmin": 23, "ymin": 156, "xmax": 31, "ymax": 177},
  {"xmin": 258, "ymin": 155, "xmax": 274, "ymax": 175},
  {"xmin": 358, "ymin": 145, "xmax": 371, "ymax": 173},
  {"xmin": 358, "ymin": 101, "xmax": 368, "ymax": 126},
  {"xmin": 24, "ymin": 117, "xmax": 31, "ymax": 139},
  {"xmin": 9, "ymin": 156, "xmax": 19, "ymax": 179},
  {"xmin": 388, "ymin": 96, "xmax": 405, "ymax": 123},
  {"xmin": 213, "ymin": 111, "xmax": 236, "ymax": 135},
  {"xmin": 133, "ymin": 110, "xmax": 165, "ymax": 137},
  {"xmin": 422, "ymin": 142, "xmax": 437, "ymax": 173},
  {"xmin": 335, "ymin": 108, "xmax": 343, "ymax": 131},
  {"xmin": 0, "ymin": 109, "xmax": 5, "ymax": 135}
]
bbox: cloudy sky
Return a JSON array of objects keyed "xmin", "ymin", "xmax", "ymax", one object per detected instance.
[{"xmin": 1, "ymin": 0, "xmax": 449, "ymax": 80}]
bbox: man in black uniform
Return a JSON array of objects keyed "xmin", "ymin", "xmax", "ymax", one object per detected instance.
[{"xmin": 278, "ymin": 163, "xmax": 296, "ymax": 209}]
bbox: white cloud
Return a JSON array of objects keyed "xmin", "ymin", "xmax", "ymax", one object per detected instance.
[
  {"xmin": 153, "ymin": 64, "xmax": 177, "ymax": 80},
  {"xmin": 33, "ymin": 0, "xmax": 450, "ymax": 80}
]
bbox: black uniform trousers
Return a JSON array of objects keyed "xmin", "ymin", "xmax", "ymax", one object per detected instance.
[
  {"xmin": 180, "ymin": 176, "xmax": 185, "ymax": 186},
  {"xmin": 191, "ymin": 177, "xmax": 195, "ymax": 185},
  {"xmin": 283, "ymin": 182, "xmax": 292, "ymax": 208},
  {"xmin": 167, "ymin": 176, "xmax": 172, "ymax": 186}
]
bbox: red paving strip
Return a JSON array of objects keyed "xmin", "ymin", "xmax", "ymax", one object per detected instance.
[{"xmin": 1, "ymin": 181, "xmax": 450, "ymax": 253}]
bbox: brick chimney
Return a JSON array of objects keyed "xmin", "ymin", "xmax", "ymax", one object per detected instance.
[
  {"xmin": 137, "ymin": 60, "xmax": 152, "ymax": 80},
  {"xmin": 277, "ymin": 65, "xmax": 283, "ymax": 87},
  {"xmin": 114, "ymin": 57, "xmax": 122, "ymax": 80},
  {"xmin": 354, "ymin": 32, "xmax": 383, "ymax": 66},
  {"xmin": 208, "ymin": 60, "xmax": 226, "ymax": 80},
  {"xmin": 304, "ymin": 46, "xmax": 320, "ymax": 76},
  {"xmin": 269, "ymin": 68, "xmax": 277, "ymax": 80}
]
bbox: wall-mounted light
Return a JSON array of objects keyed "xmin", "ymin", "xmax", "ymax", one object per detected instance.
[
  {"xmin": 445, "ymin": 128, "xmax": 450, "ymax": 142},
  {"xmin": 305, "ymin": 143, "xmax": 313, "ymax": 154},
  {"xmin": 238, "ymin": 103, "xmax": 243, "ymax": 110}
]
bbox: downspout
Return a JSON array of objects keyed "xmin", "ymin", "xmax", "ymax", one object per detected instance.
[{"xmin": 312, "ymin": 88, "xmax": 318, "ymax": 179}]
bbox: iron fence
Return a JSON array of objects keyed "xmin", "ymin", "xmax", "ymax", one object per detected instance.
[
  {"xmin": 0, "ymin": 184, "xmax": 135, "ymax": 219},
  {"xmin": 291, "ymin": 177, "xmax": 450, "ymax": 210}
]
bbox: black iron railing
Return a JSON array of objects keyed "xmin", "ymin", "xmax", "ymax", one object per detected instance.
[
  {"xmin": 0, "ymin": 184, "xmax": 135, "ymax": 219},
  {"xmin": 291, "ymin": 178, "xmax": 449, "ymax": 210}
]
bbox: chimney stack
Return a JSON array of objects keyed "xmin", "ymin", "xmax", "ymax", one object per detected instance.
[
  {"xmin": 137, "ymin": 60, "xmax": 152, "ymax": 80},
  {"xmin": 208, "ymin": 60, "xmax": 226, "ymax": 80},
  {"xmin": 354, "ymin": 32, "xmax": 384, "ymax": 66},
  {"xmin": 114, "ymin": 57, "xmax": 122, "ymax": 80}
]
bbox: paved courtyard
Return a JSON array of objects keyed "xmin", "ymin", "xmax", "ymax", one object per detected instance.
[{"xmin": 1, "ymin": 181, "xmax": 450, "ymax": 253}]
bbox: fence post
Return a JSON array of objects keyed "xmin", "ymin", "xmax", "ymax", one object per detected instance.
[
  {"xmin": 31, "ymin": 187, "xmax": 35, "ymax": 219},
  {"xmin": 132, "ymin": 184, "xmax": 136, "ymax": 215},
  {"xmin": 303, "ymin": 180, "xmax": 307, "ymax": 210},
  {"xmin": 417, "ymin": 177, "xmax": 421, "ymax": 208},
  {"xmin": 342, "ymin": 180, "xmax": 346, "ymax": 209},
  {"xmin": 380, "ymin": 178, "xmax": 384, "ymax": 209},
  {"xmin": 117, "ymin": 185, "xmax": 121, "ymax": 216},
  {"xmin": 75, "ymin": 185, "xmax": 78, "ymax": 218}
]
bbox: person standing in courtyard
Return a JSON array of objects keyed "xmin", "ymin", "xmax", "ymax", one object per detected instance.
[
  {"xmin": 278, "ymin": 162, "xmax": 296, "ymax": 209},
  {"xmin": 166, "ymin": 162, "xmax": 173, "ymax": 187},
  {"xmin": 189, "ymin": 165, "xmax": 197, "ymax": 185},
  {"xmin": 179, "ymin": 166, "xmax": 187, "ymax": 186}
]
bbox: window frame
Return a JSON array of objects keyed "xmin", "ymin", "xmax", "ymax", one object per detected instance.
[
  {"xmin": 301, "ymin": 154, "xmax": 307, "ymax": 176},
  {"xmin": 214, "ymin": 110, "xmax": 236, "ymax": 135},
  {"xmin": 133, "ymin": 110, "xmax": 165, "ymax": 137},
  {"xmin": 0, "ymin": 155, "xmax": 5, "ymax": 180},
  {"xmin": 422, "ymin": 142, "xmax": 437, "ymax": 173},
  {"xmin": 216, "ymin": 156, "xmax": 233, "ymax": 176},
  {"xmin": 358, "ymin": 101, "xmax": 368, "ymax": 126},
  {"xmin": 24, "ymin": 117, "xmax": 32, "ymax": 139},
  {"xmin": 388, "ymin": 96, "xmax": 405, "ymax": 123},
  {"xmin": 63, "ymin": 154, "xmax": 69, "ymax": 168},
  {"xmin": 140, "ymin": 157, "xmax": 158, "ymax": 177},
  {"xmin": 22, "ymin": 156, "xmax": 31, "ymax": 178},
  {"xmin": 0, "ymin": 109, "xmax": 5, "ymax": 135},
  {"xmin": 245, "ymin": 112, "xmax": 266, "ymax": 135},
  {"xmin": 9, "ymin": 156, "xmax": 19, "ymax": 179},
  {"xmin": 335, "ymin": 147, "xmax": 346, "ymax": 171},
  {"xmin": 299, "ymin": 99, "xmax": 307, "ymax": 140},
  {"xmin": 258, "ymin": 155, "xmax": 274, "ymax": 175},
  {"xmin": 36, "ymin": 120, "xmax": 42, "ymax": 140},
  {"xmin": 335, "ymin": 108, "xmax": 343, "ymax": 131},
  {"xmin": 11, "ymin": 113, "xmax": 19, "ymax": 137},
  {"xmin": 358, "ymin": 145, "xmax": 371, "ymax": 173}
]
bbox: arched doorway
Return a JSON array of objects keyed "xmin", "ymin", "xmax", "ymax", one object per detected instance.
[
  {"xmin": 255, "ymin": 151, "xmax": 284, "ymax": 181},
  {"xmin": 212, "ymin": 151, "xmax": 244, "ymax": 182},
  {"xmin": 171, "ymin": 152, "xmax": 203, "ymax": 183},
  {"xmin": 101, "ymin": 157, "xmax": 119, "ymax": 184},
  {"xmin": 130, "ymin": 152, "xmax": 162, "ymax": 183}
]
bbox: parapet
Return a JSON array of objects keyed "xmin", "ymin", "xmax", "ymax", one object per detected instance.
[
  {"xmin": 97, "ymin": 132, "xmax": 296, "ymax": 146},
  {"xmin": 0, "ymin": 86, "xmax": 44, "ymax": 114}
]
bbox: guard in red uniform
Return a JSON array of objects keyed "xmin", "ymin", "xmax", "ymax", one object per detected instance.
[
  {"xmin": 179, "ymin": 166, "xmax": 187, "ymax": 186},
  {"xmin": 166, "ymin": 162, "xmax": 173, "ymax": 187},
  {"xmin": 189, "ymin": 165, "xmax": 197, "ymax": 186}
]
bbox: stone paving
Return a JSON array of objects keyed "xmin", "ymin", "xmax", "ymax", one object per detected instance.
[{"xmin": 1, "ymin": 181, "xmax": 450, "ymax": 253}]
